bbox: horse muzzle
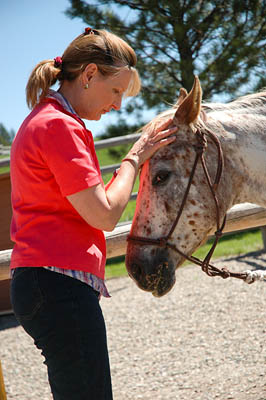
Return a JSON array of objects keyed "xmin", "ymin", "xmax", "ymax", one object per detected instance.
[{"xmin": 125, "ymin": 246, "xmax": 176, "ymax": 297}]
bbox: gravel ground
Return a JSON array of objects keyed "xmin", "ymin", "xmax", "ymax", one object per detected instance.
[{"xmin": 0, "ymin": 251, "xmax": 265, "ymax": 400}]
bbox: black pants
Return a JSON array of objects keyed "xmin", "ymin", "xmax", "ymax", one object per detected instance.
[{"xmin": 11, "ymin": 267, "xmax": 113, "ymax": 400}]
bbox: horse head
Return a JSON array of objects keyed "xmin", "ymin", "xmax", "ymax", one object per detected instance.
[{"xmin": 126, "ymin": 77, "xmax": 232, "ymax": 297}]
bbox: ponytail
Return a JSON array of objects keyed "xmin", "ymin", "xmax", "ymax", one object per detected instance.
[
  {"xmin": 26, "ymin": 60, "xmax": 61, "ymax": 109},
  {"xmin": 26, "ymin": 28, "xmax": 141, "ymax": 109}
]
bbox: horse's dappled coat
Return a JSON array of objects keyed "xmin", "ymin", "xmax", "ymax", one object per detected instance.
[{"xmin": 126, "ymin": 77, "xmax": 266, "ymax": 296}]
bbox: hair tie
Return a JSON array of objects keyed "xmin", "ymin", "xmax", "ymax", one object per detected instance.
[
  {"xmin": 54, "ymin": 56, "xmax": 62, "ymax": 68},
  {"xmin": 84, "ymin": 27, "xmax": 99, "ymax": 36}
]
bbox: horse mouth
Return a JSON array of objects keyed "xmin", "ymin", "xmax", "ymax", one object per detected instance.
[
  {"xmin": 127, "ymin": 260, "xmax": 176, "ymax": 297},
  {"xmin": 152, "ymin": 273, "xmax": 176, "ymax": 297}
]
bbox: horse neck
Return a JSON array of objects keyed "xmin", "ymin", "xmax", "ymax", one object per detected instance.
[{"xmin": 206, "ymin": 106, "xmax": 266, "ymax": 208}]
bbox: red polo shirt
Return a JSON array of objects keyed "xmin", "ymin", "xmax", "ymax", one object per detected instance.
[{"xmin": 10, "ymin": 98, "xmax": 106, "ymax": 278}]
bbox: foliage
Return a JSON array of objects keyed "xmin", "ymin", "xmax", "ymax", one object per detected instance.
[
  {"xmin": 0, "ymin": 123, "xmax": 14, "ymax": 145},
  {"xmin": 98, "ymin": 118, "xmax": 142, "ymax": 159},
  {"xmin": 66, "ymin": 0, "xmax": 266, "ymax": 116},
  {"xmin": 100, "ymin": 118, "xmax": 141, "ymax": 140}
]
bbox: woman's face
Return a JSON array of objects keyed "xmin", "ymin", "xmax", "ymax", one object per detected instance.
[{"xmin": 79, "ymin": 67, "xmax": 132, "ymax": 120}]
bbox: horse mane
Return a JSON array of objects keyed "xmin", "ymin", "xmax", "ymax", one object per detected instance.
[
  {"xmin": 202, "ymin": 89, "xmax": 266, "ymax": 114},
  {"xmin": 141, "ymin": 89, "xmax": 266, "ymax": 133}
]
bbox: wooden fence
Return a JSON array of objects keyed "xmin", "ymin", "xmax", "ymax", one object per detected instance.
[
  {"xmin": 1, "ymin": 138, "xmax": 266, "ymax": 311},
  {"xmin": 0, "ymin": 134, "xmax": 140, "ymax": 250},
  {"xmin": 1, "ymin": 202, "xmax": 266, "ymax": 281},
  {"xmin": 0, "ymin": 134, "xmax": 141, "ymax": 313},
  {"xmin": 0, "ymin": 133, "xmax": 141, "ymax": 171}
]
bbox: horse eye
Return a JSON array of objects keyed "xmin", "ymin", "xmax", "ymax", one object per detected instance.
[{"xmin": 152, "ymin": 171, "xmax": 171, "ymax": 186}]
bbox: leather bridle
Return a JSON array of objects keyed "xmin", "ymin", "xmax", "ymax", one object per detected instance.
[{"xmin": 127, "ymin": 126, "xmax": 248, "ymax": 282}]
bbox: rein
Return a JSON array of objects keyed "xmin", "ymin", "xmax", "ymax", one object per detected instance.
[{"xmin": 127, "ymin": 127, "xmax": 251, "ymax": 283}]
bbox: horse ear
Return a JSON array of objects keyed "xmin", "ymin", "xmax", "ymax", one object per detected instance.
[
  {"xmin": 174, "ymin": 76, "xmax": 202, "ymax": 124},
  {"xmin": 175, "ymin": 87, "xmax": 188, "ymax": 106}
]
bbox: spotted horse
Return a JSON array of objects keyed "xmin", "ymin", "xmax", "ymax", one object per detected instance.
[{"xmin": 126, "ymin": 77, "xmax": 266, "ymax": 297}]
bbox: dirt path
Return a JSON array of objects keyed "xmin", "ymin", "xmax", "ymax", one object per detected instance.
[{"xmin": 1, "ymin": 251, "xmax": 265, "ymax": 399}]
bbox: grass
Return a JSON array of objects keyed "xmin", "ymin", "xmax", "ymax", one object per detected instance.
[
  {"xmin": 0, "ymin": 167, "xmax": 10, "ymax": 174},
  {"xmin": 105, "ymin": 228, "xmax": 263, "ymax": 279}
]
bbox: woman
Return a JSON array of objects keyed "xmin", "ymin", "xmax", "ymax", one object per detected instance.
[{"xmin": 10, "ymin": 28, "xmax": 176, "ymax": 400}]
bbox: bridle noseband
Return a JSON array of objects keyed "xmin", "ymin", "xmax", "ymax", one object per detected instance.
[{"xmin": 127, "ymin": 126, "xmax": 249, "ymax": 282}]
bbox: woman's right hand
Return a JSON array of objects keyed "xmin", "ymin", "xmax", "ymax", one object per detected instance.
[{"xmin": 125, "ymin": 118, "xmax": 177, "ymax": 168}]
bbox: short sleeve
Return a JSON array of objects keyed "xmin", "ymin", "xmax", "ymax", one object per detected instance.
[{"xmin": 43, "ymin": 117, "xmax": 101, "ymax": 196}]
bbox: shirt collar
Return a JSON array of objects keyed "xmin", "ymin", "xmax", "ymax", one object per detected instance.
[{"xmin": 47, "ymin": 89, "xmax": 77, "ymax": 116}]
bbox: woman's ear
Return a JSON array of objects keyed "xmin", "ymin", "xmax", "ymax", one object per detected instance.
[{"xmin": 83, "ymin": 63, "xmax": 98, "ymax": 84}]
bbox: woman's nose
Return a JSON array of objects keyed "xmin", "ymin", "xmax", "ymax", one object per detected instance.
[{"xmin": 112, "ymin": 96, "xmax": 122, "ymax": 111}]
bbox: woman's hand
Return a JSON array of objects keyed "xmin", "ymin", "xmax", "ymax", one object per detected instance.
[{"xmin": 125, "ymin": 118, "xmax": 177, "ymax": 168}]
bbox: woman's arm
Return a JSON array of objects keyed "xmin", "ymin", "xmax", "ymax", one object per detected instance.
[
  {"xmin": 67, "ymin": 159, "xmax": 137, "ymax": 231},
  {"xmin": 67, "ymin": 118, "xmax": 177, "ymax": 231}
]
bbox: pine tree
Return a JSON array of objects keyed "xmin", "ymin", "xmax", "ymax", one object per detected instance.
[
  {"xmin": 0, "ymin": 123, "xmax": 13, "ymax": 146},
  {"xmin": 66, "ymin": 0, "xmax": 265, "ymax": 133}
]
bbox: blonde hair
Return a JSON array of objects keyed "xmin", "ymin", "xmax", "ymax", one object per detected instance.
[{"xmin": 26, "ymin": 29, "xmax": 141, "ymax": 109}]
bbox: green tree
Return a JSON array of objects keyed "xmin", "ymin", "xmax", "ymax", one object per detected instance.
[
  {"xmin": 0, "ymin": 123, "xmax": 14, "ymax": 146},
  {"xmin": 66, "ymin": 1, "xmax": 265, "ymax": 101},
  {"xmin": 66, "ymin": 0, "xmax": 265, "ymax": 141}
]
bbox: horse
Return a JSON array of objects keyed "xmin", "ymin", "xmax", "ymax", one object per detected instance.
[{"xmin": 126, "ymin": 77, "xmax": 266, "ymax": 297}]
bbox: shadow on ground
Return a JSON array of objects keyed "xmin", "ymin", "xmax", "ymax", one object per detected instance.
[{"xmin": 223, "ymin": 249, "xmax": 266, "ymax": 271}]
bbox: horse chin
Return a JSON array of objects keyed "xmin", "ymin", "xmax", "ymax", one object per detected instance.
[{"xmin": 151, "ymin": 275, "xmax": 176, "ymax": 297}]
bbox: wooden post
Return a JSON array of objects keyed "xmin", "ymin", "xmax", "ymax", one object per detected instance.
[
  {"xmin": 0, "ymin": 360, "xmax": 7, "ymax": 400},
  {"xmin": 260, "ymin": 226, "xmax": 266, "ymax": 251}
]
